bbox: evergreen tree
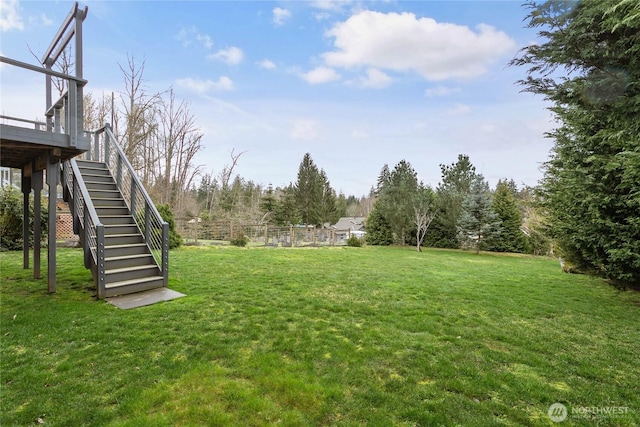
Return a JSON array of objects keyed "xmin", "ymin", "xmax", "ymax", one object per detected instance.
[
  {"xmin": 335, "ymin": 193, "xmax": 349, "ymax": 221},
  {"xmin": 426, "ymin": 154, "xmax": 478, "ymax": 248},
  {"xmin": 260, "ymin": 184, "xmax": 277, "ymax": 224},
  {"xmin": 487, "ymin": 180, "xmax": 527, "ymax": 253},
  {"xmin": 274, "ymin": 184, "xmax": 299, "ymax": 226},
  {"xmin": 294, "ymin": 153, "xmax": 323, "ymax": 226},
  {"xmin": 365, "ymin": 204, "xmax": 393, "ymax": 245},
  {"xmin": 376, "ymin": 160, "xmax": 420, "ymax": 245},
  {"xmin": 319, "ymin": 170, "xmax": 339, "ymax": 225},
  {"xmin": 457, "ymin": 175, "xmax": 500, "ymax": 254},
  {"xmin": 513, "ymin": 0, "xmax": 640, "ymax": 286},
  {"xmin": 376, "ymin": 164, "xmax": 391, "ymax": 193}
]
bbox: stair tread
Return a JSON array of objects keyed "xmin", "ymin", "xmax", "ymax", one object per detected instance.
[
  {"xmin": 105, "ymin": 276, "xmax": 164, "ymax": 289},
  {"xmin": 92, "ymin": 242, "xmax": 147, "ymax": 249},
  {"xmin": 106, "ymin": 253, "xmax": 154, "ymax": 261},
  {"xmin": 106, "ymin": 264, "xmax": 159, "ymax": 274},
  {"xmin": 79, "ymin": 169, "xmax": 110, "ymax": 173}
]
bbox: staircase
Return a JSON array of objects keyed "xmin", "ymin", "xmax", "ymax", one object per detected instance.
[
  {"xmin": 75, "ymin": 160, "xmax": 164, "ymax": 297},
  {"xmin": 63, "ymin": 124, "xmax": 169, "ymax": 299}
]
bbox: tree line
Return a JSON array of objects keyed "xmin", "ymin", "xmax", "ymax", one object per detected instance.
[{"xmin": 366, "ymin": 155, "xmax": 542, "ymax": 255}]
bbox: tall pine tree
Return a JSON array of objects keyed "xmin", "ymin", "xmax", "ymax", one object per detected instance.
[
  {"xmin": 487, "ymin": 180, "xmax": 527, "ymax": 253},
  {"xmin": 294, "ymin": 153, "xmax": 323, "ymax": 226},
  {"xmin": 375, "ymin": 160, "xmax": 420, "ymax": 245},
  {"xmin": 513, "ymin": 0, "xmax": 640, "ymax": 287},
  {"xmin": 426, "ymin": 154, "xmax": 478, "ymax": 248}
]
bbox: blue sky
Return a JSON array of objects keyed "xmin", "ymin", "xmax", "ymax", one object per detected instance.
[{"xmin": 1, "ymin": 0, "xmax": 553, "ymax": 197}]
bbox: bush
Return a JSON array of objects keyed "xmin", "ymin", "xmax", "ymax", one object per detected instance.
[
  {"xmin": 0, "ymin": 186, "xmax": 48, "ymax": 251},
  {"xmin": 347, "ymin": 234, "xmax": 363, "ymax": 247},
  {"xmin": 156, "ymin": 204, "xmax": 183, "ymax": 249},
  {"xmin": 230, "ymin": 231, "xmax": 249, "ymax": 247}
]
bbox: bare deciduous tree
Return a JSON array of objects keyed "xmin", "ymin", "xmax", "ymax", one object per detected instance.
[
  {"xmin": 414, "ymin": 184, "xmax": 436, "ymax": 252},
  {"xmin": 415, "ymin": 206, "xmax": 436, "ymax": 252},
  {"xmin": 117, "ymin": 55, "xmax": 161, "ymax": 179},
  {"xmin": 156, "ymin": 88, "xmax": 204, "ymax": 215}
]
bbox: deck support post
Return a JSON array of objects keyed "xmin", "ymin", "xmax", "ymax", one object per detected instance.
[
  {"xmin": 22, "ymin": 171, "xmax": 31, "ymax": 269},
  {"xmin": 47, "ymin": 152, "xmax": 60, "ymax": 293},
  {"xmin": 32, "ymin": 168, "xmax": 43, "ymax": 279}
]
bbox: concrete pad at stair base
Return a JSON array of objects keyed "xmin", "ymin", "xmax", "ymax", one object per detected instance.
[{"xmin": 106, "ymin": 288, "xmax": 186, "ymax": 309}]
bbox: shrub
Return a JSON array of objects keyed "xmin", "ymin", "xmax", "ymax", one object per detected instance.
[
  {"xmin": 0, "ymin": 186, "xmax": 48, "ymax": 251},
  {"xmin": 230, "ymin": 231, "xmax": 249, "ymax": 247},
  {"xmin": 156, "ymin": 204, "xmax": 183, "ymax": 249},
  {"xmin": 346, "ymin": 234, "xmax": 363, "ymax": 247}
]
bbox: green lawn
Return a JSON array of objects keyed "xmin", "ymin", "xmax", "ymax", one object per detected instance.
[{"xmin": 1, "ymin": 246, "xmax": 639, "ymax": 426}]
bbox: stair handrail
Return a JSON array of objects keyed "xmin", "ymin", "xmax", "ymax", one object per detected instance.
[
  {"xmin": 90, "ymin": 123, "xmax": 169, "ymax": 285},
  {"xmin": 63, "ymin": 158, "xmax": 107, "ymax": 297}
]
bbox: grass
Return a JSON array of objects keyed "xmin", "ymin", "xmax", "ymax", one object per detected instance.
[{"xmin": 1, "ymin": 246, "xmax": 639, "ymax": 426}]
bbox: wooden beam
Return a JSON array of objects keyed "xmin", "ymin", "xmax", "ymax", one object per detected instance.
[
  {"xmin": 50, "ymin": 148, "xmax": 62, "ymax": 162},
  {"xmin": 34, "ymin": 155, "xmax": 47, "ymax": 172}
]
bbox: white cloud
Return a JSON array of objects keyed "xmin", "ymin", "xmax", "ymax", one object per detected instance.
[
  {"xmin": 356, "ymin": 68, "xmax": 393, "ymax": 89},
  {"xmin": 273, "ymin": 7, "xmax": 291, "ymax": 26},
  {"xmin": 176, "ymin": 26, "xmax": 214, "ymax": 49},
  {"xmin": 196, "ymin": 33, "xmax": 213, "ymax": 49},
  {"xmin": 314, "ymin": 12, "xmax": 331, "ymax": 21},
  {"xmin": 300, "ymin": 66, "xmax": 341, "ymax": 84},
  {"xmin": 1, "ymin": 0, "xmax": 24, "ymax": 32},
  {"xmin": 176, "ymin": 76, "xmax": 234, "ymax": 93},
  {"xmin": 322, "ymin": 11, "xmax": 516, "ymax": 81},
  {"xmin": 425, "ymin": 85, "xmax": 460, "ymax": 97},
  {"xmin": 209, "ymin": 46, "xmax": 244, "ymax": 65},
  {"xmin": 311, "ymin": 1, "xmax": 352, "ymax": 11},
  {"xmin": 447, "ymin": 103, "xmax": 472, "ymax": 115},
  {"xmin": 40, "ymin": 13, "xmax": 52, "ymax": 26},
  {"xmin": 258, "ymin": 59, "xmax": 276, "ymax": 70},
  {"xmin": 291, "ymin": 119, "xmax": 320, "ymax": 140}
]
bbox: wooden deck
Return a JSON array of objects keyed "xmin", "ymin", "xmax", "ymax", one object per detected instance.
[{"xmin": 0, "ymin": 124, "xmax": 89, "ymax": 169}]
